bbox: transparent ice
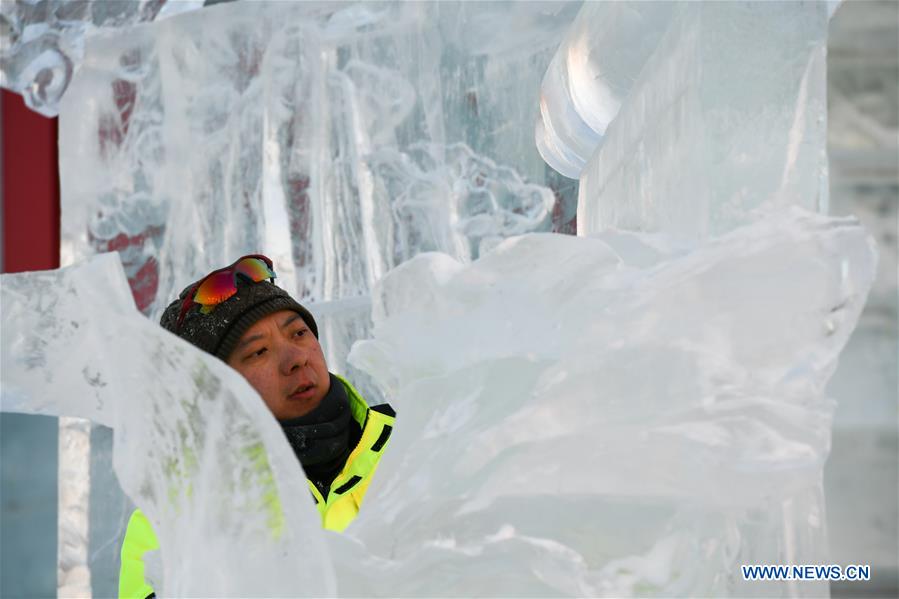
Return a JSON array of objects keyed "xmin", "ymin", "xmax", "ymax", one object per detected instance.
[
  {"xmin": 57, "ymin": 0, "xmax": 575, "ymax": 317},
  {"xmin": 535, "ymin": 1, "xmax": 676, "ymax": 179},
  {"xmin": 1, "ymin": 0, "xmax": 884, "ymax": 596},
  {"xmin": 0, "ymin": 0, "xmax": 202, "ymax": 117}
]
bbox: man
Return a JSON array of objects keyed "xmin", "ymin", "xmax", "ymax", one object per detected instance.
[{"xmin": 118, "ymin": 255, "xmax": 395, "ymax": 598}]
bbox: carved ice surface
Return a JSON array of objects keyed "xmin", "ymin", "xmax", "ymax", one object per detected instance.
[
  {"xmin": 368, "ymin": 143, "xmax": 555, "ymax": 262},
  {"xmin": 57, "ymin": 0, "xmax": 576, "ymax": 338},
  {"xmin": 0, "ymin": 0, "xmax": 202, "ymax": 116},
  {"xmin": 1, "ymin": 209, "xmax": 877, "ymax": 595}
]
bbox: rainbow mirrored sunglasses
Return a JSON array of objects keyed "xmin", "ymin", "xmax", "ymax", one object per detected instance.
[{"xmin": 176, "ymin": 255, "xmax": 276, "ymax": 331}]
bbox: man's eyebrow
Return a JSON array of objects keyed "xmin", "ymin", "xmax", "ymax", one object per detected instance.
[
  {"xmin": 237, "ymin": 333, "xmax": 264, "ymax": 351},
  {"xmin": 237, "ymin": 315, "xmax": 304, "ymax": 352},
  {"xmin": 281, "ymin": 313, "xmax": 303, "ymax": 329}
]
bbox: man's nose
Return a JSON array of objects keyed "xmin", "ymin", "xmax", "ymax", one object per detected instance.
[{"xmin": 282, "ymin": 343, "xmax": 308, "ymax": 374}]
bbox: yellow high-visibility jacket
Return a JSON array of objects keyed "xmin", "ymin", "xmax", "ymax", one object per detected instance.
[{"xmin": 118, "ymin": 375, "xmax": 395, "ymax": 599}]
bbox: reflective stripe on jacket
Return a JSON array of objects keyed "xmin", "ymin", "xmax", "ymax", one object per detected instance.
[{"xmin": 118, "ymin": 374, "xmax": 394, "ymax": 598}]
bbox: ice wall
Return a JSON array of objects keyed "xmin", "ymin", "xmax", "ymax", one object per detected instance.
[
  {"xmin": 55, "ymin": 0, "xmax": 573, "ymax": 504},
  {"xmin": 57, "ymin": 0, "xmax": 575, "ymax": 340},
  {"xmin": 538, "ymin": 2, "xmax": 832, "ymax": 240}
]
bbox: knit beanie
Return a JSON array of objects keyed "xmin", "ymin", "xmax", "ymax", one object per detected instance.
[{"xmin": 160, "ymin": 276, "xmax": 319, "ymax": 362}]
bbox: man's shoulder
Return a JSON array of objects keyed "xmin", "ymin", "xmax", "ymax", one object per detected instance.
[
  {"xmin": 334, "ymin": 373, "xmax": 396, "ymax": 425},
  {"xmin": 368, "ymin": 403, "xmax": 396, "ymax": 418}
]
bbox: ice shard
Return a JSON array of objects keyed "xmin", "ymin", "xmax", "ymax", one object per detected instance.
[{"xmin": 1, "ymin": 254, "xmax": 336, "ymax": 596}]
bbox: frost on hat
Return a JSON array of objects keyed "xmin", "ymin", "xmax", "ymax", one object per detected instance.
[{"xmin": 160, "ymin": 278, "xmax": 318, "ymax": 361}]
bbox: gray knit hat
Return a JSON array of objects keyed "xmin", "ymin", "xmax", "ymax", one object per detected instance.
[{"xmin": 160, "ymin": 275, "xmax": 318, "ymax": 361}]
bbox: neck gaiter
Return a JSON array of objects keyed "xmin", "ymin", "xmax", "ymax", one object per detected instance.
[{"xmin": 279, "ymin": 373, "xmax": 354, "ymax": 497}]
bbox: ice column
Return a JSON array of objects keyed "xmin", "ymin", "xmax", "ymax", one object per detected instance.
[
  {"xmin": 538, "ymin": 1, "xmax": 832, "ymax": 239},
  {"xmin": 536, "ymin": 1, "xmax": 675, "ymax": 179}
]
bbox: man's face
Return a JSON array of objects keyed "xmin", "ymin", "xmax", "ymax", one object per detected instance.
[{"xmin": 226, "ymin": 309, "xmax": 331, "ymax": 420}]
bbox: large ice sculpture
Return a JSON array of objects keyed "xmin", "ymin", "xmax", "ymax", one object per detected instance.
[
  {"xmin": 2, "ymin": 209, "xmax": 877, "ymax": 595},
  {"xmin": 538, "ymin": 2, "xmax": 833, "ymax": 240},
  {"xmin": 5, "ymin": 0, "xmax": 878, "ymax": 596}
]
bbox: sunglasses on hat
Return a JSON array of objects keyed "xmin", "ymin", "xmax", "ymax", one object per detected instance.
[{"xmin": 176, "ymin": 255, "xmax": 276, "ymax": 331}]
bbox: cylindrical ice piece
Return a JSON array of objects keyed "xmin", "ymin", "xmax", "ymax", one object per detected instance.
[{"xmin": 535, "ymin": 1, "xmax": 675, "ymax": 179}]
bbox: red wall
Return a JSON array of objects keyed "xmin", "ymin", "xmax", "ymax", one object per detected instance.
[
  {"xmin": 1, "ymin": 89, "xmax": 60, "ymax": 274},
  {"xmin": 0, "ymin": 89, "xmax": 61, "ymax": 599}
]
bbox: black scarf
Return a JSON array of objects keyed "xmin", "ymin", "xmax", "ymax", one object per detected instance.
[{"xmin": 279, "ymin": 373, "xmax": 360, "ymax": 498}]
